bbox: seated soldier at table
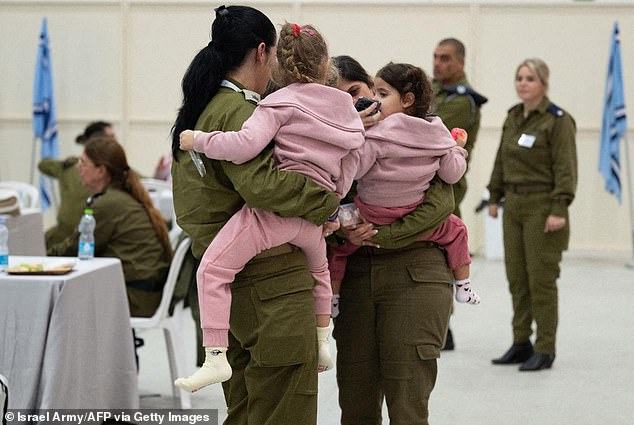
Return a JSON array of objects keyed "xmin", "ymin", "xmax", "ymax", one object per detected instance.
[
  {"xmin": 48, "ymin": 136, "xmax": 172, "ymax": 317},
  {"xmin": 39, "ymin": 121, "xmax": 115, "ymax": 248}
]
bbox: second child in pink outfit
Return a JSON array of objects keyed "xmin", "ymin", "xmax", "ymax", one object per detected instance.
[{"xmin": 328, "ymin": 63, "xmax": 480, "ymax": 318}]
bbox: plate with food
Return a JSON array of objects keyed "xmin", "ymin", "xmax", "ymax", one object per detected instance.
[{"xmin": 7, "ymin": 261, "xmax": 76, "ymax": 275}]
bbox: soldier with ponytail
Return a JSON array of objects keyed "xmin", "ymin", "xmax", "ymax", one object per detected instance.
[{"xmin": 170, "ymin": 7, "xmax": 340, "ymax": 424}]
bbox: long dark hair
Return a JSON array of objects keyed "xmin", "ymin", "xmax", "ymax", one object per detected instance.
[
  {"xmin": 331, "ymin": 55, "xmax": 374, "ymax": 89},
  {"xmin": 85, "ymin": 137, "xmax": 173, "ymax": 260},
  {"xmin": 171, "ymin": 5, "xmax": 276, "ymax": 158}
]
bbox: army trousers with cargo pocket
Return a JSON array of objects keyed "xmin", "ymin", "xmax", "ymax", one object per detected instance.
[
  {"xmin": 502, "ymin": 192, "xmax": 569, "ymax": 356},
  {"xmin": 334, "ymin": 241, "xmax": 453, "ymax": 425},
  {"xmin": 221, "ymin": 246, "xmax": 318, "ymax": 425}
]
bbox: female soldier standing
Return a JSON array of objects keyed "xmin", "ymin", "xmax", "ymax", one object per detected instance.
[
  {"xmin": 331, "ymin": 57, "xmax": 457, "ymax": 425},
  {"xmin": 170, "ymin": 5, "xmax": 339, "ymax": 424},
  {"xmin": 488, "ymin": 58, "xmax": 577, "ymax": 371}
]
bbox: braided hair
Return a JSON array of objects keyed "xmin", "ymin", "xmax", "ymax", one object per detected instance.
[{"xmin": 274, "ymin": 23, "xmax": 329, "ymax": 87}]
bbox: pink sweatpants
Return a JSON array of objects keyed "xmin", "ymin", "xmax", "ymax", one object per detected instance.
[
  {"xmin": 198, "ymin": 204, "xmax": 332, "ymax": 347},
  {"xmin": 328, "ymin": 196, "xmax": 471, "ymax": 282}
]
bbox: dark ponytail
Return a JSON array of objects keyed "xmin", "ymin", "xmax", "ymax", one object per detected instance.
[{"xmin": 171, "ymin": 5, "xmax": 276, "ymax": 158}]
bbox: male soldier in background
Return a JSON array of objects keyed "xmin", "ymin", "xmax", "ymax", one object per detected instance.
[
  {"xmin": 433, "ymin": 38, "xmax": 487, "ymax": 218},
  {"xmin": 432, "ymin": 38, "xmax": 487, "ymax": 350}
]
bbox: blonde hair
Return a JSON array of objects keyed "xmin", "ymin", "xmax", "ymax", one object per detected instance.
[
  {"xmin": 516, "ymin": 58, "xmax": 549, "ymax": 89},
  {"xmin": 275, "ymin": 23, "xmax": 329, "ymax": 87}
]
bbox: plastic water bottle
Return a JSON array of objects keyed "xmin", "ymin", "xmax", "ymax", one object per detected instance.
[
  {"xmin": 0, "ymin": 216, "xmax": 8, "ymax": 272},
  {"xmin": 77, "ymin": 209, "xmax": 96, "ymax": 260}
]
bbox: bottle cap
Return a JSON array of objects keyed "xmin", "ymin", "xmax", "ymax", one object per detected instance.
[{"xmin": 84, "ymin": 209, "xmax": 94, "ymax": 215}]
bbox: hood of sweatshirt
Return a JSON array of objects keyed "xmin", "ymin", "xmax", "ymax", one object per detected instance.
[
  {"xmin": 260, "ymin": 83, "xmax": 365, "ymax": 151},
  {"xmin": 364, "ymin": 113, "xmax": 456, "ymax": 157}
]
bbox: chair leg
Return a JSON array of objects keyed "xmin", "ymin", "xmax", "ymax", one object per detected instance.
[{"xmin": 164, "ymin": 325, "xmax": 192, "ymax": 409}]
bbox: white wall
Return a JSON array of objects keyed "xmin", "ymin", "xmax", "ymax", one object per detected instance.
[{"xmin": 1, "ymin": 0, "xmax": 633, "ymax": 254}]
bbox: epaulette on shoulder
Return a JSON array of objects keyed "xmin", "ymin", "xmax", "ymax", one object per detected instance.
[
  {"xmin": 242, "ymin": 89, "xmax": 261, "ymax": 105},
  {"xmin": 547, "ymin": 103, "xmax": 565, "ymax": 118},
  {"xmin": 443, "ymin": 84, "xmax": 488, "ymax": 107}
]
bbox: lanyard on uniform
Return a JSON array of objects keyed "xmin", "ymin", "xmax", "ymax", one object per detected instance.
[
  {"xmin": 220, "ymin": 80, "xmax": 261, "ymax": 104},
  {"xmin": 190, "ymin": 80, "xmax": 261, "ymax": 178}
]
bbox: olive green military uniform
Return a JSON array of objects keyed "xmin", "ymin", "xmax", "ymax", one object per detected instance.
[
  {"xmin": 171, "ymin": 80, "xmax": 338, "ymax": 425},
  {"xmin": 38, "ymin": 157, "xmax": 91, "ymax": 247},
  {"xmin": 48, "ymin": 187, "xmax": 170, "ymax": 317},
  {"xmin": 334, "ymin": 179, "xmax": 455, "ymax": 425},
  {"xmin": 432, "ymin": 75, "xmax": 484, "ymax": 218},
  {"xmin": 487, "ymin": 97, "xmax": 577, "ymax": 356}
]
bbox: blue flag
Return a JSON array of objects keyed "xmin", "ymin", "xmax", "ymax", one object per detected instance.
[
  {"xmin": 33, "ymin": 17, "xmax": 58, "ymax": 210},
  {"xmin": 599, "ymin": 22, "xmax": 627, "ymax": 203}
]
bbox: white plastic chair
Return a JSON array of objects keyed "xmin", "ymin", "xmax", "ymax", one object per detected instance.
[
  {"xmin": 0, "ymin": 181, "xmax": 39, "ymax": 209},
  {"xmin": 130, "ymin": 236, "xmax": 193, "ymax": 409}
]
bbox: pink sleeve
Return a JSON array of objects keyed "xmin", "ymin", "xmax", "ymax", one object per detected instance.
[
  {"xmin": 193, "ymin": 106, "xmax": 287, "ymax": 164},
  {"xmin": 353, "ymin": 140, "xmax": 379, "ymax": 180},
  {"xmin": 437, "ymin": 146, "xmax": 468, "ymax": 184},
  {"xmin": 334, "ymin": 150, "xmax": 361, "ymax": 198}
]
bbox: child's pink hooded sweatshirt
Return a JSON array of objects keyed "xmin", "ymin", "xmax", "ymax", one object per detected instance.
[
  {"xmin": 354, "ymin": 112, "xmax": 467, "ymax": 207},
  {"xmin": 327, "ymin": 113, "xmax": 469, "ymax": 282}
]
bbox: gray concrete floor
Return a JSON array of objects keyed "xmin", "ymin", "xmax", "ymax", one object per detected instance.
[{"xmin": 137, "ymin": 252, "xmax": 634, "ymax": 424}]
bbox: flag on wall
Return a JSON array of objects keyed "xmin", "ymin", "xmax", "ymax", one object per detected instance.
[
  {"xmin": 33, "ymin": 17, "xmax": 58, "ymax": 210},
  {"xmin": 599, "ymin": 22, "xmax": 627, "ymax": 203}
]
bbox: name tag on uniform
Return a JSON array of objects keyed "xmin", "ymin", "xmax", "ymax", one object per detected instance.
[{"xmin": 517, "ymin": 133, "xmax": 536, "ymax": 148}]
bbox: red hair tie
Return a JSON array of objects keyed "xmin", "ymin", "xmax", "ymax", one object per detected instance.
[
  {"xmin": 292, "ymin": 23, "xmax": 301, "ymax": 38},
  {"xmin": 301, "ymin": 25, "xmax": 315, "ymax": 36}
]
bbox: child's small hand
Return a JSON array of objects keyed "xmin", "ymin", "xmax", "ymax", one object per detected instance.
[
  {"xmin": 323, "ymin": 219, "xmax": 340, "ymax": 237},
  {"xmin": 451, "ymin": 128, "xmax": 468, "ymax": 148},
  {"xmin": 179, "ymin": 130, "xmax": 195, "ymax": 151}
]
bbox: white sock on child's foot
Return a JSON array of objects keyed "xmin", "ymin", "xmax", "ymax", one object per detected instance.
[
  {"xmin": 455, "ymin": 279, "xmax": 481, "ymax": 305},
  {"xmin": 174, "ymin": 346, "xmax": 232, "ymax": 392},
  {"xmin": 331, "ymin": 294, "xmax": 340, "ymax": 318},
  {"xmin": 316, "ymin": 326, "xmax": 334, "ymax": 372}
]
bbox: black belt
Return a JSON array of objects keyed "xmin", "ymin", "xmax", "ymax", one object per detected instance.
[
  {"xmin": 127, "ymin": 278, "xmax": 163, "ymax": 292},
  {"xmin": 505, "ymin": 183, "xmax": 553, "ymax": 194},
  {"xmin": 357, "ymin": 241, "xmax": 440, "ymax": 257}
]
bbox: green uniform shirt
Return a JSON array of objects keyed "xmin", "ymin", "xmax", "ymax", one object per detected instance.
[
  {"xmin": 171, "ymin": 81, "xmax": 340, "ymax": 259},
  {"xmin": 38, "ymin": 157, "xmax": 90, "ymax": 246},
  {"xmin": 48, "ymin": 186, "xmax": 170, "ymax": 284},
  {"xmin": 487, "ymin": 96, "xmax": 578, "ymax": 217},
  {"xmin": 432, "ymin": 75, "xmax": 482, "ymax": 159}
]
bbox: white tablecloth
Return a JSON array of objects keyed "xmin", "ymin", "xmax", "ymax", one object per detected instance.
[{"xmin": 0, "ymin": 256, "xmax": 139, "ymax": 412}]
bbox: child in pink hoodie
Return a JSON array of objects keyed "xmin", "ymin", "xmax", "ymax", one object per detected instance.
[
  {"xmin": 174, "ymin": 23, "xmax": 365, "ymax": 393},
  {"xmin": 328, "ymin": 62, "xmax": 480, "ymax": 318}
]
